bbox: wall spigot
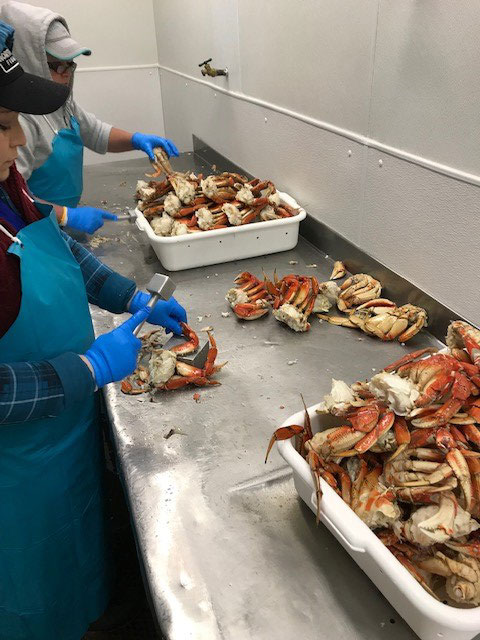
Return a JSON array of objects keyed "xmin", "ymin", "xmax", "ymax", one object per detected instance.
[{"xmin": 199, "ymin": 58, "xmax": 228, "ymax": 78}]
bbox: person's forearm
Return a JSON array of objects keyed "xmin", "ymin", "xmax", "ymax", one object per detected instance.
[
  {"xmin": 0, "ymin": 354, "xmax": 94, "ymax": 424},
  {"xmin": 107, "ymin": 127, "xmax": 134, "ymax": 153}
]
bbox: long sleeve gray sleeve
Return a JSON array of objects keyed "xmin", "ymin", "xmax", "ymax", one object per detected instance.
[
  {"xmin": 72, "ymin": 101, "xmax": 112, "ymax": 154},
  {"xmin": 16, "ymin": 115, "xmax": 42, "ymax": 180}
]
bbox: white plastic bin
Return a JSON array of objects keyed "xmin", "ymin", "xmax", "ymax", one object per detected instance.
[
  {"xmin": 277, "ymin": 403, "xmax": 480, "ymax": 640},
  {"xmin": 134, "ymin": 191, "xmax": 306, "ymax": 271}
]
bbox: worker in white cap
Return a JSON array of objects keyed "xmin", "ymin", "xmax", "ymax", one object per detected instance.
[{"xmin": 0, "ymin": 1, "xmax": 179, "ymax": 234}]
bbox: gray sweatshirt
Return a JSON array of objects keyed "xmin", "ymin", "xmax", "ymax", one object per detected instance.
[{"xmin": 0, "ymin": 1, "xmax": 112, "ymax": 180}]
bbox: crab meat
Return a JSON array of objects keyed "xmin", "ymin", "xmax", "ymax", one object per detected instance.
[
  {"xmin": 225, "ymin": 288, "xmax": 249, "ymax": 307},
  {"xmin": 136, "ymin": 179, "xmax": 156, "ymax": 201},
  {"xmin": 201, "ymin": 176, "xmax": 219, "ymax": 200},
  {"xmin": 272, "ymin": 303, "xmax": 309, "ymax": 332},
  {"xmin": 196, "ymin": 207, "xmax": 215, "ymax": 230},
  {"xmin": 236, "ymin": 184, "xmax": 254, "ymax": 205},
  {"xmin": 149, "ymin": 350, "xmax": 177, "ymax": 385},
  {"xmin": 259, "ymin": 205, "xmax": 277, "ymax": 221},
  {"xmin": 151, "ymin": 213, "xmax": 174, "ymax": 236},
  {"xmin": 317, "ymin": 379, "xmax": 357, "ymax": 415},
  {"xmin": 369, "ymin": 372, "xmax": 420, "ymax": 416},
  {"xmin": 163, "ymin": 193, "xmax": 181, "ymax": 216},
  {"xmin": 222, "ymin": 202, "xmax": 242, "ymax": 226},
  {"xmin": 171, "ymin": 220, "xmax": 188, "ymax": 236},
  {"xmin": 170, "ymin": 175, "xmax": 196, "ymax": 205}
]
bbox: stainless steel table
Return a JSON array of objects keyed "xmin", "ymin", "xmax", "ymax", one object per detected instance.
[{"xmin": 82, "ymin": 155, "xmax": 451, "ymax": 640}]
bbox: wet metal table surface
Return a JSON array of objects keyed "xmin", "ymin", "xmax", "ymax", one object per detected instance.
[{"xmin": 83, "ymin": 156, "xmax": 446, "ymax": 640}]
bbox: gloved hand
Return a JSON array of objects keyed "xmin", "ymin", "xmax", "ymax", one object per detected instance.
[
  {"xmin": 0, "ymin": 21, "xmax": 15, "ymax": 51},
  {"xmin": 65, "ymin": 206, "xmax": 118, "ymax": 234},
  {"xmin": 129, "ymin": 290, "xmax": 187, "ymax": 335},
  {"xmin": 131, "ymin": 132, "xmax": 179, "ymax": 161},
  {"xmin": 84, "ymin": 307, "xmax": 150, "ymax": 388}
]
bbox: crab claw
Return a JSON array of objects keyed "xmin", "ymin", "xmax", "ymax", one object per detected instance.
[
  {"xmin": 330, "ymin": 261, "xmax": 347, "ymax": 280},
  {"xmin": 265, "ymin": 424, "xmax": 305, "ymax": 463}
]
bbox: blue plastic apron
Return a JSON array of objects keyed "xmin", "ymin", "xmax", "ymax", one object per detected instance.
[
  {"xmin": 0, "ymin": 208, "xmax": 111, "ymax": 639},
  {"xmin": 27, "ymin": 115, "xmax": 84, "ymax": 208}
]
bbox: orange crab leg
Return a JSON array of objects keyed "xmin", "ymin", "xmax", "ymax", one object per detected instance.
[
  {"xmin": 383, "ymin": 347, "xmax": 438, "ymax": 373},
  {"xmin": 341, "ymin": 411, "xmax": 395, "ymax": 455},
  {"xmin": 170, "ymin": 322, "xmax": 199, "ymax": 355},
  {"xmin": 265, "ymin": 424, "xmax": 305, "ymax": 463}
]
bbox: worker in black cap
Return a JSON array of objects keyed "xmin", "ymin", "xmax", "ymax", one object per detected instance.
[{"xmin": 0, "ymin": 20, "xmax": 186, "ymax": 640}]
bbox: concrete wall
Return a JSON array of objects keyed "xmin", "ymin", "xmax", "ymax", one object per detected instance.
[
  {"xmin": 2, "ymin": 0, "xmax": 165, "ymax": 165},
  {"xmin": 153, "ymin": 0, "xmax": 480, "ymax": 325}
]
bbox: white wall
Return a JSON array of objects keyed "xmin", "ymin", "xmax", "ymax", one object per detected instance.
[
  {"xmin": 2, "ymin": 0, "xmax": 165, "ymax": 164},
  {"xmin": 153, "ymin": 0, "xmax": 480, "ymax": 325}
]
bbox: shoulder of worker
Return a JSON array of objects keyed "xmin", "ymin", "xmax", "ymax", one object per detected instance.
[
  {"xmin": 16, "ymin": 114, "xmax": 55, "ymax": 180},
  {"xmin": 72, "ymin": 100, "xmax": 112, "ymax": 154}
]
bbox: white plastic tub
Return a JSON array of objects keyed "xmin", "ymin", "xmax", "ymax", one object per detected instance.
[
  {"xmin": 277, "ymin": 403, "xmax": 480, "ymax": 640},
  {"xmin": 134, "ymin": 191, "xmax": 306, "ymax": 271}
]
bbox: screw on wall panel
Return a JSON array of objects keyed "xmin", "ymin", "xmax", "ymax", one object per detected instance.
[
  {"xmin": 378, "ymin": 159, "xmax": 383, "ymax": 167},
  {"xmin": 214, "ymin": 93, "xmax": 217, "ymax": 97},
  {"xmin": 185, "ymin": 82, "xmax": 188, "ymax": 87},
  {"xmin": 348, "ymin": 149, "xmax": 352, "ymax": 157},
  {"xmin": 264, "ymin": 117, "xmax": 268, "ymax": 123}
]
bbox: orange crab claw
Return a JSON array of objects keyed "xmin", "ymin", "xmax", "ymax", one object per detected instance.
[{"xmin": 265, "ymin": 424, "xmax": 304, "ymax": 463}]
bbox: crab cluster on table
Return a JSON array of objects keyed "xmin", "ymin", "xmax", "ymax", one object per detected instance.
[
  {"xmin": 134, "ymin": 147, "xmax": 299, "ymax": 237},
  {"xmin": 266, "ymin": 320, "xmax": 480, "ymax": 606},
  {"xmin": 121, "ymin": 323, "xmax": 226, "ymax": 394},
  {"xmin": 224, "ymin": 265, "xmax": 428, "ymax": 341}
]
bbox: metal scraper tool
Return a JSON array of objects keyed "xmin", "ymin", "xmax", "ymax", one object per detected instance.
[
  {"xmin": 134, "ymin": 273, "xmax": 176, "ymax": 336},
  {"xmin": 162, "ymin": 334, "xmax": 210, "ymax": 369}
]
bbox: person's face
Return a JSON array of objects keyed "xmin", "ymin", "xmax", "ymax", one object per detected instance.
[
  {"xmin": 46, "ymin": 53, "xmax": 75, "ymax": 85},
  {"xmin": 0, "ymin": 109, "xmax": 25, "ymax": 181}
]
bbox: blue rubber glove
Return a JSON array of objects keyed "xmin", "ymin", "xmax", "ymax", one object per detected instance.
[
  {"xmin": 66, "ymin": 206, "xmax": 118, "ymax": 234},
  {"xmin": 131, "ymin": 132, "xmax": 179, "ymax": 161},
  {"xmin": 0, "ymin": 21, "xmax": 15, "ymax": 52},
  {"xmin": 129, "ymin": 290, "xmax": 187, "ymax": 335},
  {"xmin": 84, "ymin": 307, "xmax": 150, "ymax": 388}
]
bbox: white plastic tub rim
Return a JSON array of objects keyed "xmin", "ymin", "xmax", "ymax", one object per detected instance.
[
  {"xmin": 276, "ymin": 403, "xmax": 480, "ymax": 635},
  {"xmin": 134, "ymin": 190, "xmax": 306, "ymax": 244}
]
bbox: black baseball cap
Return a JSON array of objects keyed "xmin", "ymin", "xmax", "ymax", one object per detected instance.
[{"xmin": 0, "ymin": 46, "xmax": 69, "ymax": 114}]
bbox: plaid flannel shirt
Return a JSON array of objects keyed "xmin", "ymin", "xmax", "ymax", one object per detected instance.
[{"xmin": 0, "ymin": 231, "xmax": 136, "ymax": 424}]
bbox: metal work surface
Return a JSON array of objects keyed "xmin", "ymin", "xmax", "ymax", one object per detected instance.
[{"xmin": 83, "ymin": 155, "xmax": 452, "ymax": 640}]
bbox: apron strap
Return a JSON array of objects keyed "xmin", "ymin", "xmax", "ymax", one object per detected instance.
[
  {"xmin": 0, "ymin": 223, "xmax": 23, "ymax": 246},
  {"xmin": 42, "ymin": 114, "xmax": 58, "ymax": 136}
]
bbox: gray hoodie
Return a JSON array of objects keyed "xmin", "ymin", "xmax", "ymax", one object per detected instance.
[{"xmin": 0, "ymin": 1, "xmax": 112, "ymax": 180}]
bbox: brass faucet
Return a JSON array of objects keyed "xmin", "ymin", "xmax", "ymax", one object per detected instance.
[{"xmin": 199, "ymin": 58, "xmax": 228, "ymax": 78}]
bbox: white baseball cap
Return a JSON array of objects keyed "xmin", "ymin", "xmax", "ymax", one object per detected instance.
[{"xmin": 45, "ymin": 21, "xmax": 91, "ymax": 61}]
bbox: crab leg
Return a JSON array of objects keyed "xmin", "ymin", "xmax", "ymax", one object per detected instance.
[
  {"xmin": 446, "ymin": 448, "xmax": 474, "ymax": 512},
  {"xmin": 337, "ymin": 411, "xmax": 395, "ymax": 456},
  {"xmin": 383, "ymin": 347, "xmax": 438, "ymax": 373},
  {"xmin": 169, "ymin": 323, "xmax": 199, "ymax": 355},
  {"xmin": 265, "ymin": 425, "xmax": 305, "ymax": 463}
]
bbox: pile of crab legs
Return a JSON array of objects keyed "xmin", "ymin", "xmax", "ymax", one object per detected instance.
[
  {"xmin": 121, "ymin": 322, "xmax": 226, "ymax": 394},
  {"xmin": 134, "ymin": 147, "xmax": 298, "ymax": 236},
  {"xmin": 225, "ymin": 269, "xmax": 427, "ymax": 340},
  {"xmin": 266, "ymin": 320, "xmax": 480, "ymax": 605}
]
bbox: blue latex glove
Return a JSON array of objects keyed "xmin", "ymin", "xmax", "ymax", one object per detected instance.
[
  {"xmin": 0, "ymin": 21, "xmax": 15, "ymax": 52},
  {"xmin": 66, "ymin": 206, "xmax": 118, "ymax": 234},
  {"xmin": 129, "ymin": 290, "xmax": 187, "ymax": 335},
  {"xmin": 131, "ymin": 132, "xmax": 179, "ymax": 161},
  {"xmin": 84, "ymin": 307, "xmax": 150, "ymax": 388}
]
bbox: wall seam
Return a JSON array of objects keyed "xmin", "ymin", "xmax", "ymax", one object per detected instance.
[
  {"xmin": 157, "ymin": 63, "xmax": 480, "ymax": 189},
  {"xmin": 359, "ymin": 0, "xmax": 382, "ymax": 247}
]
